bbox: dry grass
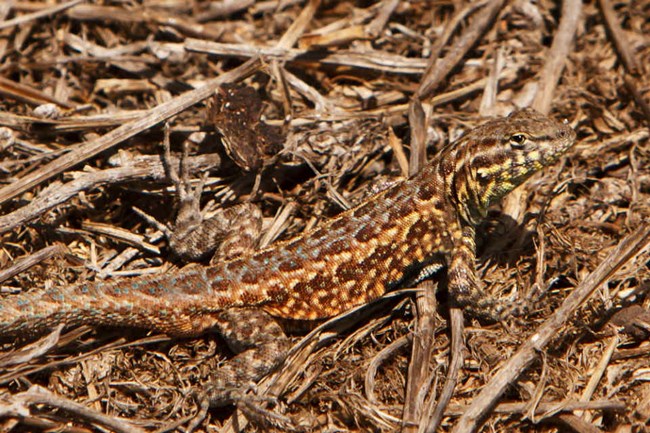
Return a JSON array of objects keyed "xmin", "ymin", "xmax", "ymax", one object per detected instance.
[{"xmin": 1, "ymin": 1, "xmax": 649, "ymax": 432}]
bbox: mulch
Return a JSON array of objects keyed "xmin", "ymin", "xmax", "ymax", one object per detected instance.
[{"xmin": 1, "ymin": 1, "xmax": 649, "ymax": 432}]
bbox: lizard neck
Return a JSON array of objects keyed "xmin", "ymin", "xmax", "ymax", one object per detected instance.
[{"xmin": 431, "ymin": 142, "xmax": 485, "ymax": 227}]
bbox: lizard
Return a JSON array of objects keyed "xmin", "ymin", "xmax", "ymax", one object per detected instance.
[{"xmin": 0, "ymin": 108, "xmax": 576, "ymax": 409}]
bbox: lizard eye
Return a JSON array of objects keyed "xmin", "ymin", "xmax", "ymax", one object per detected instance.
[
  {"xmin": 509, "ymin": 133, "xmax": 528, "ymax": 148},
  {"xmin": 477, "ymin": 170, "xmax": 489, "ymax": 182}
]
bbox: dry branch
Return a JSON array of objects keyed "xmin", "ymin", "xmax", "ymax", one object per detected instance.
[{"xmin": 453, "ymin": 225, "xmax": 650, "ymax": 433}]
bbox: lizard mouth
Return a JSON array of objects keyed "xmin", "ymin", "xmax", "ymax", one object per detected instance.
[
  {"xmin": 554, "ymin": 124, "xmax": 577, "ymax": 151},
  {"xmin": 537, "ymin": 126, "xmax": 577, "ymax": 165}
]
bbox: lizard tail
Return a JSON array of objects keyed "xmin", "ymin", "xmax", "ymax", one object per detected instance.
[{"xmin": 0, "ymin": 266, "xmax": 244, "ymax": 338}]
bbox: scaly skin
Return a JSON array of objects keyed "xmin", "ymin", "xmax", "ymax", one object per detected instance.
[{"xmin": 0, "ymin": 108, "xmax": 576, "ymax": 338}]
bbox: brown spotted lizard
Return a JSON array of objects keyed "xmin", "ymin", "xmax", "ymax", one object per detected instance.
[{"xmin": 0, "ymin": 108, "xmax": 576, "ymax": 408}]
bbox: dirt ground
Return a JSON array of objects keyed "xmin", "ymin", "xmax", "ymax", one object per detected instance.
[{"xmin": 0, "ymin": 1, "xmax": 649, "ymax": 432}]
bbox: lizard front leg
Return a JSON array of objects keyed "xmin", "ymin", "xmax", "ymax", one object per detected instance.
[{"xmin": 447, "ymin": 225, "xmax": 513, "ymax": 321}]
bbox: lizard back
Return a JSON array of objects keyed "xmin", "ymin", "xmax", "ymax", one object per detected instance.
[{"xmin": 0, "ymin": 169, "xmax": 453, "ymax": 337}]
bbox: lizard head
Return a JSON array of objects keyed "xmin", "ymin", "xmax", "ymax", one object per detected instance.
[{"xmin": 447, "ymin": 108, "xmax": 576, "ymax": 224}]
